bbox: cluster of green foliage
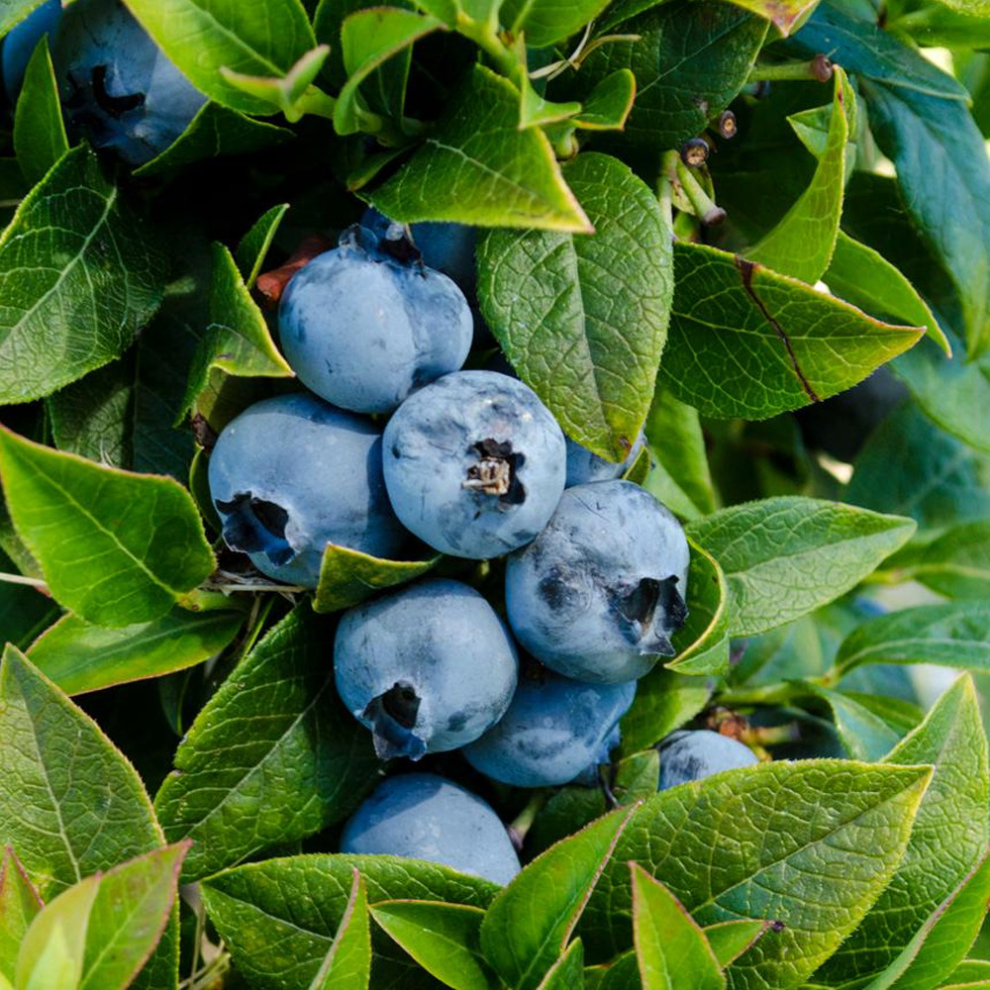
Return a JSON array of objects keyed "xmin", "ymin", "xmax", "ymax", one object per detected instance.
[{"xmin": 0, "ymin": 0, "xmax": 988, "ymax": 986}]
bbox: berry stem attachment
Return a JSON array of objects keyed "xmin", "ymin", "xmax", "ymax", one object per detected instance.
[
  {"xmin": 748, "ymin": 55, "xmax": 834, "ymax": 83},
  {"xmin": 507, "ymin": 791, "xmax": 549, "ymax": 850},
  {"xmin": 674, "ymin": 157, "xmax": 726, "ymax": 226}
]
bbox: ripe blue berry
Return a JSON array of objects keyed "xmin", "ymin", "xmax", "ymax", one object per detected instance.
[
  {"xmin": 506, "ymin": 480, "xmax": 690, "ymax": 683},
  {"xmin": 658, "ymin": 730, "xmax": 758, "ymax": 790},
  {"xmin": 383, "ymin": 371, "xmax": 567, "ymax": 559},
  {"xmin": 340, "ymin": 773, "xmax": 521, "ymax": 885}
]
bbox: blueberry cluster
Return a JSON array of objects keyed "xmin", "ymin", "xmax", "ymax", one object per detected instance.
[{"xmin": 207, "ymin": 216, "xmax": 755, "ymax": 885}]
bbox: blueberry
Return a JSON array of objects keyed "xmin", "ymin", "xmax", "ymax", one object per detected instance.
[
  {"xmin": 565, "ymin": 431, "xmax": 646, "ymax": 487},
  {"xmin": 278, "ymin": 225, "xmax": 473, "ymax": 414},
  {"xmin": 53, "ymin": 0, "xmax": 206, "ymax": 166},
  {"xmin": 207, "ymin": 394, "xmax": 405, "ymax": 588},
  {"xmin": 340, "ymin": 773, "xmax": 520, "ymax": 885},
  {"xmin": 334, "ymin": 578, "xmax": 518, "ymax": 759},
  {"xmin": 505, "ymin": 480, "xmax": 690, "ymax": 683},
  {"xmin": 658, "ymin": 730, "xmax": 758, "ymax": 789},
  {"xmin": 2, "ymin": 0, "xmax": 62, "ymax": 101},
  {"xmin": 361, "ymin": 208, "xmax": 477, "ymax": 296},
  {"xmin": 463, "ymin": 668, "xmax": 636, "ymax": 788},
  {"xmin": 383, "ymin": 371, "xmax": 567, "ymax": 559}
]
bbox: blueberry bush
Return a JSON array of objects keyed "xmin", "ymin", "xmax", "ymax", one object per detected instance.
[{"xmin": 0, "ymin": 0, "xmax": 988, "ymax": 987}]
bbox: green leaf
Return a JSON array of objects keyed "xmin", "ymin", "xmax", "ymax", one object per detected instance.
[
  {"xmin": 222, "ymin": 44, "xmax": 332, "ymax": 121},
  {"xmin": 367, "ymin": 65, "xmax": 591, "ymax": 232},
  {"xmin": 743, "ymin": 68, "xmax": 851, "ymax": 285},
  {"xmin": 846, "ymin": 404, "xmax": 990, "ymax": 531},
  {"xmin": 0, "ymin": 0, "xmax": 50, "ymax": 37},
  {"xmin": 880, "ymin": 521, "xmax": 990, "ymax": 600},
  {"xmin": 864, "ymin": 851, "xmax": 990, "ymax": 990},
  {"xmin": 527, "ymin": 788, "xmax": 608, "ymax": 859},
  {"xmin": 591, "ymin": 950, "xmax": 639, "ymax": 990},
  {"xmin": 825, "ymin": 232, "xmax": 950, "ymax": 356},
  {"xmin": 0, "ymin": 849, "xmax": 42, "ymax": 980},
  {"xmin": 236, "ymin": 204, "xmax": 290, "ymax": 288},
  {"xmin": 154, "ymin": 606, "xmax": 380, "ymax": 882},
  {"xmin": 792, "ymin": 4, "xmax": 990, "ymax": 357},
  {"xmin": 26, "ymin": 607, "xmax": 245, "ymax": 696},
  {"xmin": 835, "ymin": 603, "xmax": 990, "ymax": 676},
  {"xmin": 630, "ymin": 864, "xmax": 723, "ymax": 990},
  {"xmin": 313, "ymin": 545, "xmax": 442, "ymax": 614},
  {"xmin": 0, "ymin": 549, "xmax": 60, "ymax": 652},
  {"xmin": 613, "ymin": 749, "xmax": 661, "ymax": 806},
  {"xmin": 719, "ymin": 0, "xmax": 818, "ymax": 35},
  {"xmin": 15, "ymin": 872, "xmax": 99, "ymax": 990},
  {"xmin": 12, "ymin": 36, "xmax": 68, "ymax": 187},
  {"xmin": 370, "ymin": 901, "xmax": 496, "ymax": 990},
  {"xmin": 807, "ymin": 676, "xmax": 987, "ymax": 985},
  {"xmin": 659, "ymin": 242, "xmax": 925, "ymax": 420},
  {"xmin": 703, "ymin": 920, "xmax": 774, "ymax": 969},
  {"xmin": 893, "ymin": 339, "xmax": 990, "ymax": 456},
  {"xmin": 0, "ymin": 647, "xmax": 164, "ymax": 900},
  {"xmin": 201, "ymin": 854, "xmax": 499, "ymax": 989},
  {"xmin": 78, "ymin": 843, "xmax": 188, "ymax": 990},
  {"xmin": 334, "ymin": 8, "xmax": 442, "ymax": 135},
  {"xmin": 501, "ymin": 0, "xmax": 610, "ymax": 46},
  {"xmin": 122, "ymin": 0, "xmax": 317, "ymax": 115},
  {"xmin": 478, "ymin": 152, "xmax": 671, "ymax": 461},
  {"xmin": 537, "ymin": 939, "xmax": 584, "ymax": 989},
  {"xmin": 942, "ymin": 960, "xmax": 990, "ymax": 988},
  {"xmin": 806, "ymin": 686, "xmax": 901, "ymax": 761},
  {"xmin": 814, "ymin": 676, "xmax": 988, "ymax": 987},
  {"xmin": 685, "ymin": 497, "xmax": 915, "ymax": 637},
  {"xmin": 133, "ymin": 102, "xmax": 293, "ymax": 179},
  {"xmin": 181, "ymin": 242, "xmax": 293, "ymax": 419},
  {"xmin": 0, "ymin": 145, "xmax": 165, "ymax": 406},
  {"xmin": 888, "ymin": 5, "xmax": 990, "ymax": 47},
  {"xmin": 619, "ymin": 667, "xmax": 711, "ymax": 756},
  {"xmin": 579, "ymin": 761, "xmax": 933, "ymax": 988},
  {"xmin": 47, "ymin": 308, "xmax": 199, "ymax": 481},
  {"xmin": 666, "ymin": 539, "xmax": 729, "ymax": 676},
  {"xmin": 577, "ymin": 0, "xmax": 767, "ymax": 152},
  {"xmin": 481, "ymin": 808, "xmax": 633, "ymax": 990},
  {"xmin": 574, "ymin": 70, "xmax": 636, "ymax": 132},
  {"xmin": 309, "ymin": 869, "xmax": 371, "ymax": 990},
  {"xmin": 643, "ymin": 390, "xmax": 716, "ymax": 522},
  {"xmin": 0, "ymin": 427, "xmax": 216, "ymax": 628}
]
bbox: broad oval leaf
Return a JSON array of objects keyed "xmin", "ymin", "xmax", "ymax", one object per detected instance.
[
  {"xmin": 879, "ymin": 521, "xmax": 990, "ymax": 601},
  {"xmin": 0, "ymin": 647, "xmax": 164, "ymax": 901},
  {"xmin": 370, "ymin": 901, "xmax": 496, "ymax": 990},
  {"xmin": 0, "ymin": 0, "xmax": 50, "ymax": 36},
  {"xmin": 660, "ymin": 242, "xmax": 925, "ymax": 420},
  {"xmin": 12, "ymin": 36, "xmax": 68, "ymax": 187},
  {"xmin": 845, "ymin": 404, "xmax": 990, "ymax": 531},
  {"xmin": 478, "ymin": 152, "xmax": 672, "ymax": 461},
  {"xmin": 134, "ymin": 102, "xmax": 293, "ymax": 179},
  {"xmin": 313, "ymin": 544, "xmax": 442, "ymax": 614},
  {"xmin": 813, "ymin": 675, "xmax": 989, "ymax": 986},
  {"xmin": 0, "ymin": 849, "xmax": 42, "ymax": 980},
  {"xmin": 537, "ymin": 939, "xmax": 584, "ymax": 988},
  {"xmin": 0, "ymin": 427, "xmax": 216, "ymax": 628},
  {"xmin": 579, "ymin": 760, "xmax": 933, "ymax": 989},
  {"xmin": 236, "ymin": 203, "xmax": 291, "ymax": 288},
  {"xmin": 703, "ymin": 920, "xmax": 774, "ymax": 970},
  {"xmin": 631, "ymin": 864, "xmax": 724, "ymax": 990},
  {"xmin": 367, "ymin": 65, "xmax": 591, "ymax": 232},
  {"xmin": 576, "ymin": 0, "xmax": 767, "ymax": 152},
  {"xmin": 835, "ymin": 603, "xmax": 990, "ymax": 676},
  {"xmin": 26, "ymin": 607, "xmax": 245, "ymax": 696},
  {"xmin": 15, "ymin": 872, "xmax": 99, "ymax": 990},
  {"xmin": 154, "ymin": 606, "xmax": 380, "ymax": 882},
  {"xmin": 666, "ymin": 538, "xmax": 729, "ymax": 676},
  {"xmin": 78, "ymin": 843, "xmax": 189, "ymax": 990},
  {"xmin": 0, "ymin": 146, "xmax": 165, "ymax": 406},
  {"xmin": 480, "ymin": 807, "xmax": 634, "ymax": 990},
  {"xmin": 685, "ymin": 497, "xmax": 915, "ymax": 637},
  {"xmin": 309, "ymin": 869, "xmax": 371, "ymax": 990},
  {"xmin": 807, "ymin": 686, "xmax": 901, "ymax": 762},
  {"xmin": 201, "ymin": 854, "xmax": 500, "ymax": 990},
  {"xmin": 122, "ymin": 0, "xmax": 317, "ymax": 115},
  {"xmin": 501, "ymin": 0, "xmax": 610, "ymax": 46},
  {"xmin": 743, "ymin": 68, "xmax": 852, "ymax": 286},
  {"xmin": 619, "ymin": 667, "xmax": 712, "ymax": 756}
]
